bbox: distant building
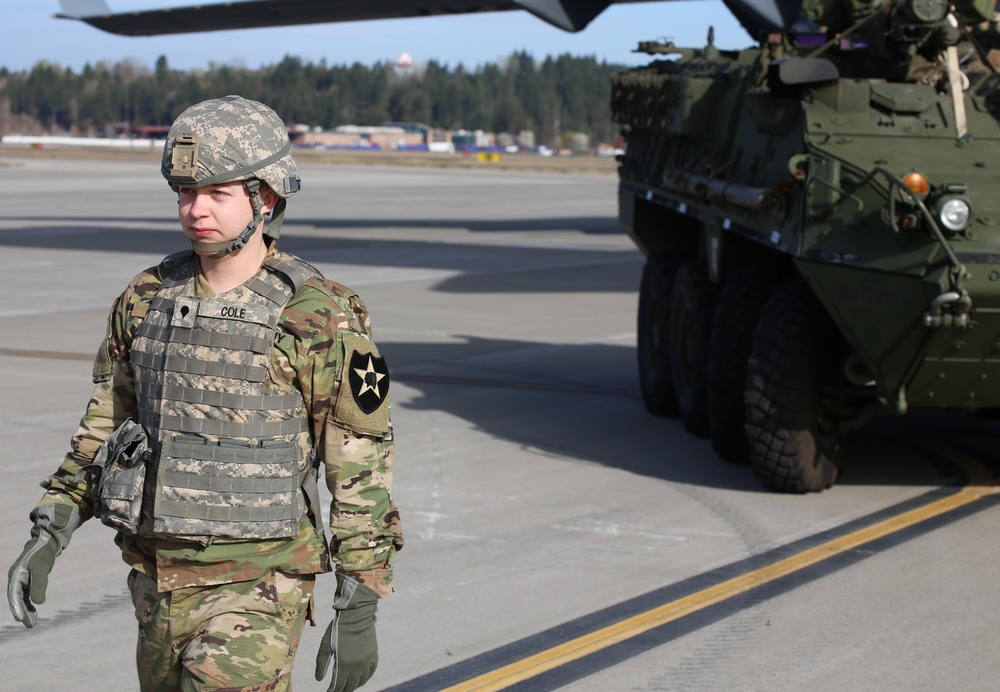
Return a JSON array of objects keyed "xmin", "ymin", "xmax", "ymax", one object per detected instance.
[
  {"xmin": 294, "ymin": 121, "xmax": 457, "ymax": 152},
  {"xmin": 451, "ymin": 129, "xmax": 496, "ymax": 149},
  {"xmin": 293, "ymin": 124, "xmax": 420, "ymax": 150}
]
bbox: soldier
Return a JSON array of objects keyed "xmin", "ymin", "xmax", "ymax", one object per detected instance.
[{"xmin": 7, "ymin": 95, "xmax": 402, "ymax": 692}]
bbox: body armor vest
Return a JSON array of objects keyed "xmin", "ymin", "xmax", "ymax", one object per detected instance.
[{"xmin": 130, "ymin": 250, "xmax": 321, "ymax": 543}]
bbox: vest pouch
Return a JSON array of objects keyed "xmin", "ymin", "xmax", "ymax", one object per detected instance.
[
  {"xmin": 152, "ymin": 436, "xmax": 303, "ymax": 541},
  {"xmin": 92, "ymin": 418, "xmax": 150, "ymax": 535}
]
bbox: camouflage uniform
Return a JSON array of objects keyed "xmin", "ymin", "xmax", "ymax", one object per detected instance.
[
  {"xmin": 28, "ymin": 243, "xmax": 401, "ymax": 687},
  {"xmin": 30, "ymin": 242, "xmax": 402, "ymax": 687},
  {"xmin": 12, "ymin": 96, "xmax": 402, "ymax": 690},
  {"xmin": 129, "ymin": 568, "xmax": 314, "ymax": 691}
]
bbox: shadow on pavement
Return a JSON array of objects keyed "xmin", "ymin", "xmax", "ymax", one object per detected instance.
[{"xmin": 381, "ymin": 337, "xmax": 979, "ymax": 493}]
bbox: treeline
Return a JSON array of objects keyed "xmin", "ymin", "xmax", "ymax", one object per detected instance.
[{"xmin": 0, "ymin": 52, "xmax": 626, "ymax": 146}]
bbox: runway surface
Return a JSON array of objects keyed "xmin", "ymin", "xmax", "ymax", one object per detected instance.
[{"xmin": 2, "ymin": 153, "xmax": 999, "ymax": 691}]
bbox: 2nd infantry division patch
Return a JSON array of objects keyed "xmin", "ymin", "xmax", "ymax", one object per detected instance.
[
  {"xmin": 333, "ymin": 332, "xmax": 391, "ymax": 436},
  {"xmin": 349, "ymin": 349, "xmax": 390, "ymax": 414}
]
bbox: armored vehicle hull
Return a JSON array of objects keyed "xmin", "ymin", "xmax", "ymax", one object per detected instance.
[{"xmin": 613, "ymin": 7, "xmax": 1000, "ymax": 491}]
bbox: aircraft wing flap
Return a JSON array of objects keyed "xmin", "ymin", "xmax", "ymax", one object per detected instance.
[
  {"xmin": 57, "ymin": 0, "xmax": 768, "ymax": 39},
  {"xmin": 58, "ymin": 0, "xmax": 541, "ymax": 36}
]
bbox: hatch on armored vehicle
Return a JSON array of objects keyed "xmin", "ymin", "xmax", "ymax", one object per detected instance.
[{"xmin": 613, "ymin": 0, "xmax": 1000, "ymax": 491}]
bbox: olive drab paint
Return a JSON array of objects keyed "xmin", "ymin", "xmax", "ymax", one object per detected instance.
[{"xmin": 615, "ymin": 2, "xmax": 1000, "ymax": 492}]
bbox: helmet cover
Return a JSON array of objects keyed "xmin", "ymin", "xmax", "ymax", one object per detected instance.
[{"xmin": 161, "ymin": 95, "xmax": 300, "ymax": 198}]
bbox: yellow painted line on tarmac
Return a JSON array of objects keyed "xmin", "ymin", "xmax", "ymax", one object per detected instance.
[{"xmin": 443, "ymin": 443, "xmax": 1000, "ymax": 692}]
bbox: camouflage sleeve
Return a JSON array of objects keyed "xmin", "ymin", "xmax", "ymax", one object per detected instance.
[
  {"xmin": 36, "ymin": 269, "xmax": 156, "ymax": 517},
  {"xmin": 281, "ymin": 279, "xmax": 403, "ymax": 596}
]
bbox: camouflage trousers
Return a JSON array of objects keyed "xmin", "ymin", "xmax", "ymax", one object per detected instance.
[{"xmin": 127, "ymin": 569, "xmax": 315, "ymax": 692}]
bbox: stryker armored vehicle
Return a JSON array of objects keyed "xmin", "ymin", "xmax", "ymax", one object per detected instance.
[{"xmin": 611, "ymin": 0, "xmax": 1000, "ymax": 491}]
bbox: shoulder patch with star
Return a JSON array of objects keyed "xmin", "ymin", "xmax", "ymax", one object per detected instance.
[{"xmin": 333, "ymin": 331, "xmax": 390, "ymax": 436}]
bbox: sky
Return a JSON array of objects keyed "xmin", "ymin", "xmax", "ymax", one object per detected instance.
[{"xmin": 2, "ymin": 0, "xmax": 752, "ymax": 74}]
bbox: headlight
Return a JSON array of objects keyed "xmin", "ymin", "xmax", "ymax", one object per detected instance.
[{"xmin": 936, "ymin": 197, "xmax": 972, "ymax": 232}]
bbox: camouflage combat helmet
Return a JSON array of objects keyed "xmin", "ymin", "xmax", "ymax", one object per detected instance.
[{"xmin": 161, "ymin": 95, "xmax": 301, "ymax": 258}]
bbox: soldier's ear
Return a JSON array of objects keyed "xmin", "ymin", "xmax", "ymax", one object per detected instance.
[{"xmin": 260, "ymin": 185, "xmax": 279, "ymax": 215}]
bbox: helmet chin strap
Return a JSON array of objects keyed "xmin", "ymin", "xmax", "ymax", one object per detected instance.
[{"xmin": 190, "ymin": 179, "xmax": 265, "ymax": 260}]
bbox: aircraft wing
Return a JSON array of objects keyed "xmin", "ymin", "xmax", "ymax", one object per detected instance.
[
  {"xmin": 56, "ymin": 0, "xmax": 800, "ymax": 39},
  {"xmin": 55, "ymin": 0, "xmax": 653, "ymax": 35}
]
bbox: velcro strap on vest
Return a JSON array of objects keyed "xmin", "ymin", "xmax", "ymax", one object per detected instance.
[
  {"xmin": 150, "ymin": 295, "xmax": 177, "ymax": 313},
  {"xmin": 144, "ymin": 382, "xmax": 304, "ymax": 411},
  {"xmin": 245, "ymin": 276, "xmax": 293, "ymax": 305},
  {"xmin": 159, "ymin": 415, "xmax": 309, "ymax": 438},
  {"xmin": 157, "ymin": 251, "xmax": 196, "ymax": 287},
  {"xmin": 160, "ymin": 469, "xmax": 298, "ymax": 493},
  {"xmin": 264, "ymin": 257, "xmax": 321, "ymax": 295},
  {"xmin": 161, "ymin": 438, "xmax": 302, "ymax": 464},
  {"xmin": 137, "ymin": 323, "xmax": 273, "ymax": 355},
  {"xmin": 132, "ymin": 350, "xmax": 268, "ymax": 383},
  {"xmin": 155, "ymin": 500, "xmax": 294, "ymax": 523}
]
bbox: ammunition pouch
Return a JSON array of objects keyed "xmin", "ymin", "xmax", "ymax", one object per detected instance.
[{"xmin": 91, "ymin": 419, "xmax": 151, "ymax": 536}]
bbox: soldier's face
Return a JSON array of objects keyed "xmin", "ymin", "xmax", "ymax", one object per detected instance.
[{"xmin": 177, "ymin": 182, "xmax": 270, "ymax": 249}]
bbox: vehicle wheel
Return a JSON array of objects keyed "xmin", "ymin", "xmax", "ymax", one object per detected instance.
[
  {"xmin": 707, "ymin": 266, "xmax": 774, "ymax": 463},
  {"xmin": 637, "ymin": 253, "xmax": 680, "ymax": 416},
  {"xmin": 668, "ymin": 260, "xmax": 718, "ymax": 436},
  {"xmin": 746, "ymin": 277, "xmax": 845, "ymax": 492}
]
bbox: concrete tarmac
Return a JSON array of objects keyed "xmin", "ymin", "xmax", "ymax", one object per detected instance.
[{"xmin": 1, "ymin": 154, "xmax": 999, "ymax": 691}]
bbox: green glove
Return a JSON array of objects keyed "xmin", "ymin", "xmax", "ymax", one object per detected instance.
[
  {"xmin": 7, "ymin": 504, "xmax": 80, "ymax": 628},
  {"xmin": 315, "ymin": 572, "xmax": 379, "ymax": 692}
]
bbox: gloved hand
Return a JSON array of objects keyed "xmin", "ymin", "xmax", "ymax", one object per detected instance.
[
  {"xmin": 315, "ymin": 572, "xmax": 380, "ymax": 692},
  {"xmin": 7, "ymin": 503, "xmax": 80, "ymax": 628}
]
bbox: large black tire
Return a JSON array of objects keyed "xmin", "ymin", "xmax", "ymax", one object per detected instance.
[
  {"xmin": 746, "ymin": 278, "xmax": 845, "ymax": 493},
  {"xmin": 637, "ymin": 254, "xmax": 681, "ymax": 416},
  {"xmin": 707, "ymin": 266, "xmax": 775, "ymax": 463},
  {"xmin": 668, "ymin": 260, "xmax": 718, "ymax": 437}
]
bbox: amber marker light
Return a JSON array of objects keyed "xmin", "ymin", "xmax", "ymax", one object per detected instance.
[{"xmin": 902, "ymin": 171, "xmax": 930, "ymax": 196}]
